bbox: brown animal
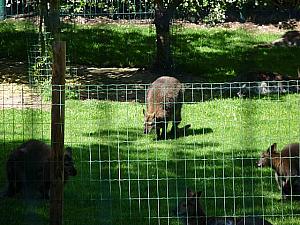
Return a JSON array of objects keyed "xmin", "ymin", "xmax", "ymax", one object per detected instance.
[
  {"xmin": 144, "ymin": 76, "xmax": 183, "ymax": 140},
  {"xmin": 272, "ymin": 30, "xmax": 300, "ymax": 47},
  {"xmin": 173, "ymin": 189, "xmax": 273, "ymax": 225},
  {"xmin": 257, "ymin": 143, "xmax": 300, "ymax": 199},
  {"xmin": 1, "ymin": 140, "xmax": 77, "ymax": 199}
]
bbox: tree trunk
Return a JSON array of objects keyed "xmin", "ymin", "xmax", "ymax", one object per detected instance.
[{"xmin": 153, "ymin": 6, "xmax": 173, "ymax": 73}]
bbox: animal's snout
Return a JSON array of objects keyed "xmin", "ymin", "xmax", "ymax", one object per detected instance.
[{"xmin": 257, "ymin": 160, "xmax": 262, "ymax": 167}]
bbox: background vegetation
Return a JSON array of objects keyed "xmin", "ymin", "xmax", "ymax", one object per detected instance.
[{"xmin": 1, "ymin": 20, "xmax": 300, "ymax": 82}]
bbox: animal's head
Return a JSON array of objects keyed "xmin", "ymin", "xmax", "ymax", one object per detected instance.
[
  {"xmin": 64, "ymin": 147, "xmax": 77, "ymax": 180},
  {"xmin": 173, "ymin": 188, "xmax": 205, "ymax": 223},
  {"xmin": 143, "ymin": 109, "xmax": 156, "ymax": 134},
  {"xmin": 257, "ymin": 143, "xmax": 277, "ymax": 167}
]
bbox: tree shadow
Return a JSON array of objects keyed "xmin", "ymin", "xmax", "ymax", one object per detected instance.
[
  {"xmin": 1, "ymin": 137, "xmax": 299, "ymax": 224},
  {"xmin": 163, "ymin": 125, "xmax": 213, "ymax": 140},
  {"xmin": 83, "ymin": 128, "xmax": 141, "ymax": 142}
]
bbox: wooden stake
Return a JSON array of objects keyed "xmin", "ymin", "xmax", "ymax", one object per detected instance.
[{"xmin": 50, "ymin": 41, "xmax": 66, "ymax": 225}]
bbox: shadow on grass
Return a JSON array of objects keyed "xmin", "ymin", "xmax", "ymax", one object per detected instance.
[
  {"xmin": 1, "ymin": 20, "xmax": 300, "ymax": 87},
  {"xmin": 83, "ymin": 128, "xmax": 141, "ymax": 142},
  {"xmin": 0, "ymin": 138, "xmax": 299, "ymax": 224},
  {"xmin": 163, "ymin": 125, "xmax": 213, "ymax": 140}
]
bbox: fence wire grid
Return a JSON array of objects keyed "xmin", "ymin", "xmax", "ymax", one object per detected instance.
[{"xmin": 0, "ymin": 82, "xmax": 299, "ymax": 225}]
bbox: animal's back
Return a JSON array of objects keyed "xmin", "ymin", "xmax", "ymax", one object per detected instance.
[
  {"xmin": 281, "ymin": 143, "xmax": 300, "ymax": 157},
  {"xmin": 6, "ymin": 140, "xmax": 51, "ymax": 197},
  {"xmin": 280, "ymin": 143, "xmax": 300, "ymax": 174},
  {"xmin": 147, "ymin": 76, "xmax": 183, "ymax": 116}
]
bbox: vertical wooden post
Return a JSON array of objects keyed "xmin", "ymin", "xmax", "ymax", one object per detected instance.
[{"xmin": 50, "ymin": 41, "xmax": 66, "ymax": 225}]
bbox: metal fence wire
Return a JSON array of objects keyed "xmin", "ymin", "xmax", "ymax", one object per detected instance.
[{"xmin": 0, "ymin": 82, "xmax": 299, "ymax": 225}]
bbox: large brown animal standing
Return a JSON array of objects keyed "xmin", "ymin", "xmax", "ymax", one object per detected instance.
[
  {"xmin": 144, "ymin": 76, "xmax": 183, "ymax": 140},
  {"xmin": 173, "ymin": 189, "xmax": 273, "ymax": 225},
  {"xmin": 257, "ymin": 143, "xmax": 300, "ymax": 199},
  {"xmin": 1, "ymin": 140, "xmax": 77, "ymax": 199}
]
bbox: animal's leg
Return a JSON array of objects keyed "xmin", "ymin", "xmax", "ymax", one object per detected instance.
[
  {"xmin": 275, "ymin": 173, "xmax": 287, "ymax": 199},
  {"xmin": 161, "ymin": 122, "xmax": 168, "ymax": 140},
  {"xmin": 171, "ymin": 114, "xmax": 181, "ymax": 138},
  {"xmin": 275, "ymin": 172, "xmax": 283, "ymax": 190},
  {"xmin": 156, "ymin": 126, "xmax": 161, "ymax": 140}
]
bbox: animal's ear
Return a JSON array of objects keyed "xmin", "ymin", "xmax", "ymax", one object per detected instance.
[
  {"xmin": 187, "ymin": 188, "xmax": 195, "ymax": 197},
  {"xmin": 149, "ymin": 112, "xmax": 155, "ymax": 118},
  {"xmin": 65, "ymin": 147, "xmax": 73, "ymax": 157},
  {"xmin": 270, "ymin": 143, "xmax": 277, "ymax": 152}
]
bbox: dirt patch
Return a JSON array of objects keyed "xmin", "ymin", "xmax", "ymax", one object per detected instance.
[
  {"xmin": 0, "ymin": 83, "xmax": 47, "ymax": 109},
  {"xmin": 0, "ymin": 60, "xmax": 29, "ymax": 84},
  {"xmin": 70, "ymin": 66, "xmax": 204, "ymax": 85}
]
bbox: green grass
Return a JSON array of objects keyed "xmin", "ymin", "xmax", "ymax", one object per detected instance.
[
  {"xmin": 0, "ymin": 20, "xmax": 38, "ymax": 60},
  {"xmin": 0, "ymin": 91, "xmax": 299, "ymax": 225},
  {"xmin": 1, "ymin": 20, "xmax": 300, "ymax": 82}
]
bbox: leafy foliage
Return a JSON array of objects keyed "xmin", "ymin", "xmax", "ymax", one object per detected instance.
[{"xmin": 59, "ymin": 0, "xmax": 300, "ymax": 24}]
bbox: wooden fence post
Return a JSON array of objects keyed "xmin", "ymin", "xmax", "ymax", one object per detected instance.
[{"xmin": 50, "ymin": 41, "xmax": 66, "ymax": 225}]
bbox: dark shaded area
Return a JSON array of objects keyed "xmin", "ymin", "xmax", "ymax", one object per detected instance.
[
  {"xmin": 62, "ymin": 23, "xmax": 156, "ymax": 68},
  {"xmin": 1, "ymin": 20, "xmax": 300, "ymax": 86},
  {"xmin": 0, "ymin": 21, "xmax": 38, "ymax": 61},
  {"xmin": 172, "ymin": 32, "xmax": 300, "ymax": 82},
  {"xmin": 164, "ymin": 125, "xmax": 213, "ymax": 140},
  {"xmin": 0, "ymin": 132, "xmax": 300, "ymax": 225}
]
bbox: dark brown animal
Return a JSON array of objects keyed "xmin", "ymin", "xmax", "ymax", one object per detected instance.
[
  {"xmin": 144, "ymin": 76, "xmax": 183, "ymax": 140},
  {"xmin": 173, "ymin": 189, "xmax": 273, "ymax": 225},
  {"xmin": 2, "ymin": 140, "xmax": 77, "ymax": 199},
  {"xmin": 173, "ymin": 189, "xmax": 272, "ymax": 225},
  {"xmin": 257, "ymin": 143, "xmax": 300, "ymax": 199},
  {"xmin": 272, "ymin": 30, "xmax": 300, "ymax": 47}
]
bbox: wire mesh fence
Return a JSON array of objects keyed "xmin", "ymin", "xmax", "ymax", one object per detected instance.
[
  {"xmin": 0, "ymin": 82, "xmax": 299, "ymax": 225},
  {"xmin": 3, "ymin": 0, "xmax": 154, "ymax": 19}
]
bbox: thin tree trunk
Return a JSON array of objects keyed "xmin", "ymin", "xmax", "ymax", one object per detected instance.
[
  {"xmin": 153, "ymin": 6, "xmax": 172, "ymax": 73},
  {"xmin": 152, "ymin": 0, "xmax": 182, "ymax": 73}
]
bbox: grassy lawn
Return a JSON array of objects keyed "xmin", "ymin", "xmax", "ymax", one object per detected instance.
[
  {"xmin": 0, "ymin": 18, "xmax": 299, "ymax": 225},
  {"xmin": 0, "ymin": 86, "xmax": 299, "ymax": 224},
  {"xmin": 1, "ymin": 20, "xmax": 300, "ymax": 82}
]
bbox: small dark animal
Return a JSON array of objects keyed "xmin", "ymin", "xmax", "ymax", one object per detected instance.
[
  {"xmin": 144, "ymin": 76, "xmax": 183, "ymax": 140},
  {"xmin": 2, "ymin": 140, "xmax": 77, "ymax": 199},
  {"xmin": 173, "ymin": 189, "xmax": 273, "ymax": 225},
  {"xmin": 232, "ymin": 71, "xmax": 300, "ymax": 98},
  {"xmin": 272, "ymin": 30, "xmax": 300, "ymax": 47},
  {"xmin": 257, "ymin": 143, "xmax": 300, "ymax": 199}
]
